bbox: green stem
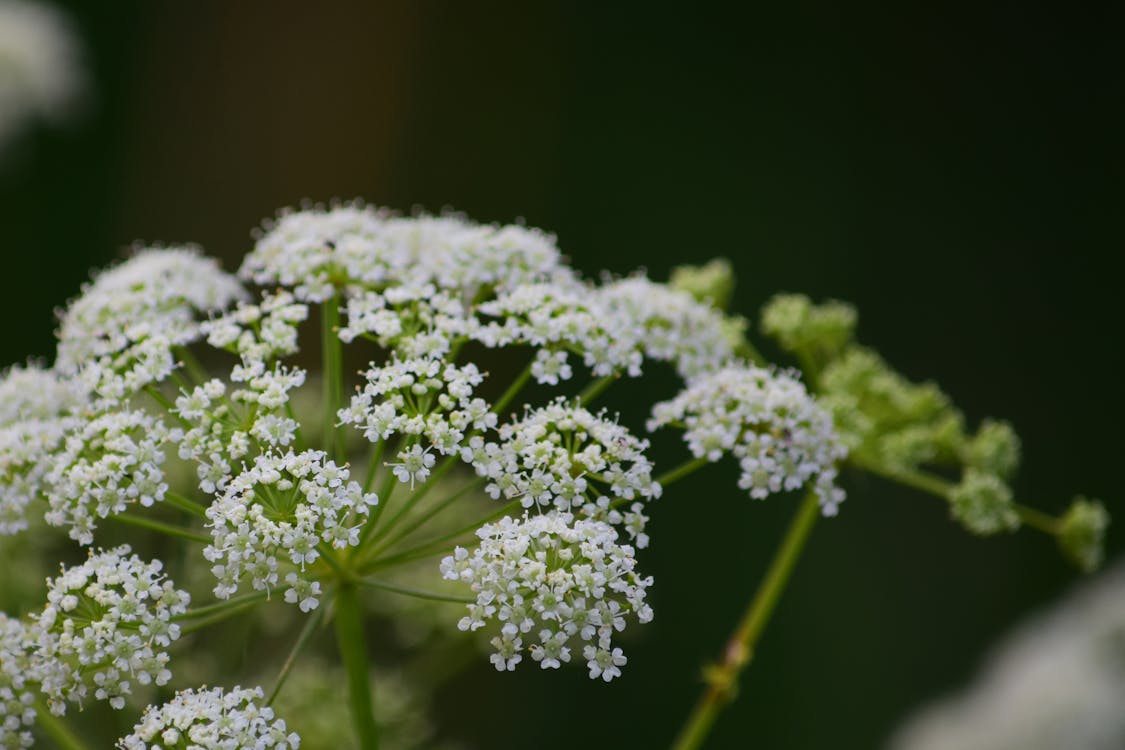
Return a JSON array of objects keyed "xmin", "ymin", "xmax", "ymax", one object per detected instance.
[
  {"xmin": 358, "ymin": 578, "xmax": 475, "ymax": 603},
  {"xmin": 165, "ymin": 491, "xmax": 208, "ymax": 518},
  {"xmin": 267, "ymin": 601, "xmax": 327, "ymax": 706},
  {"xmin": 110, "ymin": 513, "xmax": 209, "ymax": 544},
  {"xmin": 362, "ymin": 499, "xmax": 521, "ymax": 573},
  {"xmin": 356, "ymin": 454, "xmax": 402, "ymax": 548},
  {"xmin": 334, "ymin": 584, "xmax": 379, "ymax": 749},
  {"xmin": 491, "ymin": 359, "xmax": 534, "ymax": 416},
  {"xmin": 175, "ymin": 591, "xmax": 268, "ymax": 621},
  {"xmin": 854, "ymin": 458, "xmax": 1064, "ymax": 537},
  {"xmin": 33, "ymin": 700, "xmax": 90, "ymax": 750},
  {"xmin": 365, "ymin": 454, "xmax": 460, "ymax": 547},
  {"xmin": 670, "ymin": 490, "xmax": 820, "ymax": 750},
  {"xmin": 179, "ymin": 596, "xmax": 264, "ymax": 635},
  {"xmin": 655, "ymin": 456, "xmax": 712, "ymax": 488},
  {"xmin": 578, "ymin": 373, "xmax": 618, "ymax": 406},
  {"xmin": 322, "ymin": 294, "xmax": 344, "ymax": 462},
  {"xmin": 1016, "ymin": 504, "xmax": 1061, "ymax": 534},
  {"xmin": 175, "ymin": 345, "xmax": 211, "ymax": 385},
  {"xmin": 371, "ymin": 476, "xmax": 486, "ymax": 556}
]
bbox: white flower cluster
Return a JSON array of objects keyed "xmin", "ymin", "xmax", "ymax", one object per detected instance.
[
  {"xmin": 472, "ymin": 280, "xmax": 644, "ymax": 378},
  {"xmin": 203, "ymin": 451, "xmax": 377, "ymax": 612},
  {"xmin": 472, "ymin": 276, "xmax": 734, "ymax": 380},
  {"xmin": 0, "ymin": 362, "xmax": 175, "ymax": 545},
  {"xmin": 463, "ymin": 399, "xmax": 660, "ymax": 547},
  {"xmin": 1, "ymin": 614, "xmax": 35, "ymax": 750},
  {"xmin": 45, "ymin": 408, "xmax": 172, "ymax": 545},
  {"xmin": 0, "ymin": 0, "xmax": 83, "ymax": 152},
  {"xmin": 650, "ymin": 364, "xmax": 848, "ymax": 515},
  {"xmin": 244, "ymin": 205, "xmax": 735, "ymax": 382},
  {"xmin": 242, "ymin": 205, "xmax": 568, "ymax": 303},
  {"xmin": 440, "ymin": 511, "xmax": 652, "ymax": 681},
  {"xmin": 56, "ymin": 248, "xmax": 245, "ymax": 399},
  {"xmin": 595, "ymin": 276, "xmax": 735, "ymax": 379},
  {"xmin": 339, "ymin": 284, "xmax": 469, "ymax": 360},
  {"xmin": 339, "ymin": 357, "xmax": 495, "ymax": 477},
  {"xmin": 0, "ymin": 364, "xmax": 85, "ymax": 536},
  {"xmin": 118, "ymin": 685, "xmax": 300, "ymax": 750},
  {"xmin": 31, "ymin": 546, "xmax": 189, "ymax": 715}
]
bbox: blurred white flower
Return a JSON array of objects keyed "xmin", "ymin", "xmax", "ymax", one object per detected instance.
[
  {"xmin": 0, "ymin": 0, "xmax": 83, "ymax": 152},
  {"xmin": 890, "ymin": 559, "xmax": 1125, "ymax": 750}
]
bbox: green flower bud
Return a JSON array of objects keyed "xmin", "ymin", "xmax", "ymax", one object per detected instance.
[
  {"xmin": 949, "ymin": 469, "xmax": 1019, "ymax": 535},
  {"xmin": 964, "ymin": 419, "xmax": 1021, "ymax": 479},
  {"xmin": 1058, "ymin": 497, "xmax": 1109, "ymax": 573},
  {"xmin": 669, "ymin": 258, "xmax": 736, "ymax": 310},
  {"xmin": 760, "ymin": 294, "xmax": 857, "ymax": 359}
]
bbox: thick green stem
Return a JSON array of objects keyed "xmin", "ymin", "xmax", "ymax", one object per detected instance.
[
  {"xmin": 334, "ymin": 584, "xmax": 379, "ymax": 749},
  {"xmin": 671, "ymin": 490, "xmax": 820, "ymax": 750},
  {"xmin": 33, "ymin": 700, "xmax": 90, "ymax": 750},
  {"xmin": 322, "ymin": 294, "xmax": 344, "ymax": 462}
]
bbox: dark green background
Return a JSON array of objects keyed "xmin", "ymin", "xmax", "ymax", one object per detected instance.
[{"xmin": 2, "ymin": 3, "xmax": 1121, "ymax": 748}]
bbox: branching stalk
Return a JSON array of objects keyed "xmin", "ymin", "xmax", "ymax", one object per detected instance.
[{"xmin": 670, "ymin": 490, "xmax": 820, "ymax": 750}]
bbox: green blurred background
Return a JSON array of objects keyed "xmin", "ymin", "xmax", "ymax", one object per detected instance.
[{"xmin": 2, "ymin": 2, "xmax": 1121, "ymax": 748}]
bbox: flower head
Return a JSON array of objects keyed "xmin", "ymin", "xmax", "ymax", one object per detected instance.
[
  {"xmin": 117, "ymin": 685, "xmax": 299, "ymax": 749},
  {"xmin": 32, "ymin": 546, "xmax": 190, "ymax": 714},
  {"xmin": 650, "ymin": 364, "xmax": 848, "ymax": 514},
  {"xmin": 441, "ymin": 510, "xmax": 652, "ymax": 681}
]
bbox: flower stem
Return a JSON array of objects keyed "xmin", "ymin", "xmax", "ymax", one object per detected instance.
[
  {"xmin": 165, "ymin": 491, "xmax": 208, "ymax": 518},
  {"xmin": 334, "ymin": 583, "xmax": 379, "ymax": 749},
  {"xmin": 491, "ymin": 359, "xmax": 534, "ymax": 416},
  {"xmin": 853, "ymin": 458, "xmax": 1064, "ymax": 537},
  {"xmin": 110, "ymin": 513, "xmax": 209, "ymax": 544},
  {"xmin": 358, "ymin": 577, "xmax": 475, "ymax": 603},
  {"xmin": 670, "ymin": 490, "xmax": 820, "ymax": 750},
  {"xmin": 655, "ymin": 456, "xmax": 711, "ymax": 488},
  {"xmin": 362, "ymin": 499, "xmax": 521, "ymax": 573},
  {"xmin": 366, "ymin": 454, "xmax": 460, "ymax": 547},
  {"xmin": 322, "ymin": 294, "xmax": 344, "ymax": 463},
  {"xmin": 370, "ymin": 476, "xmax": 486, "ymax": 556},
  {"xmin": 175, "ymin": 591, "xmax": 269, "ymax": 621},
  {"xmin": 33, "ymin": 700, "xmax": 90, "ymax": 750},
  {"xmin": 267, "ymin": 601, "xmax": 326, "ymax": 706},
  {"xmin": 578, "ymin": 373, "xmax": 618, "ymax": 406}
]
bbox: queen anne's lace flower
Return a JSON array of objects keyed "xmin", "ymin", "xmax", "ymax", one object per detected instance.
[
  {"xmin": 594, "ymin": 276, "xmax": 734, "ymax": 378},
  {"xmin": 650, "ymin": 364, "xmax": 848, "ymax": 515},
  {"xmin": 203, "ymin": 451, "xmax": 377, "ymax": 611},
  {"xmin": 243, "ymin": 206, "xmax": 568, "ymax": 300},
  {"xmin": 1, "ymin": 614, "xmax": 36, "ymax": 749},
  {"xmin": 44, "ymin": 408, "xmax": 173, "ymax": 545},
  {"xmin": 55, "ymin": 248, "xmax": 245, "ymax": 394},
  {"xmin": 339, "ymin": 357, "xmax": 495, "ymax": 461},
  {"xmin": 117, "ymin": 685, "xmax": 300, "ymax": 750},
  {"xmin": 0, "ymin": 364, "xmax": 86, "ymax": 536},
  {"xmin": 31, "ymin": 546, "xmax": 190, "ymax": 715},
  {"xmin": 440, "ymin": 511, "xmax": 652, "ymax": 681},
  {"xmin": 463, "ymin": 399, "xmax": 660, "ymax": 546}
]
